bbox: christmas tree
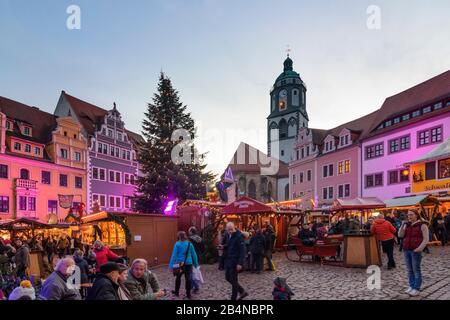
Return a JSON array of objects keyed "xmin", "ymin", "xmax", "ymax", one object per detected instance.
[{"xmin": 134, "ymin": 72, "xmax": 215, "ymax": 213}]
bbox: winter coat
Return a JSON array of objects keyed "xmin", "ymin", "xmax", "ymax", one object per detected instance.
[
  {"xmin": 14, "ymin": 245, "xmax": 30, "ymax": 270},
  {"xmin": 371, "ymin": 219, "xmax": 396, "ymax": 241},
  {"xmin": 169, "ymin": 240, "xmax": 199, "ymax": 269},
  {"xmin": 38, "ymin": 271, "xmax": 81, "ymax": 300},
  {"xmin": 249, "ymin": 232, "xmax": 265, "ymax": 255},
  {"xmin": 264, "ymin": 230, "xmax": 276, "ymax": 251},
  {"xmin": 57, "ymin": 238, "xmax": 69, "ymax": 250},
  {"xmin": 124, "ymin": 269, "xmax": 160, "ymax": 300},
  {"xmin": 86, "ymin": 273, "xmax": 119, "ymax": 300},
  {"xmin": 44, "ymin": 241, "xmax": 56, "ymax": 255},
  {"xmin": 74, "ymin": 256, "xmax": 90, "ymax": 284},
  {"xmin": 223, "ymin": 230, "xmax": 246, "ymax": 267},
  {"xmin": 93, "ymin": 246, "xmax": 119, "ymax": 272},
  {"xmin": 399, "ymin": 221, "xmax": 429, "ymax": 251}
]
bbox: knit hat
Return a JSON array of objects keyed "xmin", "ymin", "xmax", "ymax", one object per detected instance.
[
  {"xmin": 20, "ymin": 280, "xmax": 32, "ymax": 288},
  {"xmin": 100, "ymin": 262, "xmax": 120, "ymax": 274},
  {"xmin": 117, "ymin": 263, "xmax": 128, "ymax": 273}
]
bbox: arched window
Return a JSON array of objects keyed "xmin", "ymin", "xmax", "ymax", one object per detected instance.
[
  {"xmin": 238, "ymin": 177, "xmax": 246, "ymax": 195},
  {"xmin": 292, "ymin": 89, "xmax": 299, "ymax": 106},
  {"xmin": 248, "ymin": 180, "xmax": 256, "ymax": 199},
  {"xmin": 284, "ymin": 184, "xmax": 290, "ymax": 201},
  {"xmin": 20, "ymin": 169, "xmax": 30, "ymax": 180},
  {"xmin": 278, "ymin": 90, "xmax": 287, "ymax": 111},
  {"xmin": 279, "ymin": 119, "xmax": 288, "ymax": 139}
]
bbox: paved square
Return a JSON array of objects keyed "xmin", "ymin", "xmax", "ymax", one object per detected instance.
[{"xmin": 153, "ymin": 246, "xmax": 450, "ymax": 300}]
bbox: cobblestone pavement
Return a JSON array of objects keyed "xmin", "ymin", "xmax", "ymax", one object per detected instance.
[{"xmin": 151, "ymin": 245, "xmax": 450, "ymax": 300}]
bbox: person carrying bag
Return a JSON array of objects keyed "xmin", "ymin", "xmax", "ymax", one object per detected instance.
[{"xmin": 169, "ymin": 231, "xmax": 199, "ymax": 299}]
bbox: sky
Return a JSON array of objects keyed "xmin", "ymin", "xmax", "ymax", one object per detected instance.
[{"xmin": 1, "ymin": 0, "xmax": 450, "ymax": 176}]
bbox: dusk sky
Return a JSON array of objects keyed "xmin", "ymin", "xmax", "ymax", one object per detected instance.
[{"xmin": 1, "ymin": 0, "xmax": 450, "ymax": 176}]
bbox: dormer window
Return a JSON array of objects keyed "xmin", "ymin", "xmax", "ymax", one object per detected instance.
[
  {"xmin": 23, "ymin": 126, "xmax": 31, "ymax": 136},
  {"xmin": 5, "ymin": 120, "xmax": 12, "ymax": 131},
  {"xmin": 24, "ymin": 144, "xmax": 31, "ymax": 153},
  {"xmin": 117, "ymin": 132, "xmax": 123, "ymax": 141}
]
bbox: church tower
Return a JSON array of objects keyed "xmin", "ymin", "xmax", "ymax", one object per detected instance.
[{"xmin": 267, "ymin": 55, "xmax": 308, "ymax": 163}]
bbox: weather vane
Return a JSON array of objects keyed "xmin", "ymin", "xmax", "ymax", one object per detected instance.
[{"xmin": 286, "ymin": 44, "xmax": 291, "ymax": 57}]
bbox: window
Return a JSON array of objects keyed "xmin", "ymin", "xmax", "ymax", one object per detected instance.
[
  {"xmin": 110, "ymin": 145, "xmax": 115, "ymax": 156},
  {"xmin": 322, "ymin": 188, "xmax": 328, "ymax": 200},
  {"xmin": 117, "ymin": 133, "xmax": 123, "ymax": 141},
  {"xmin": 74, "ymin": 152, "xmax": 81, "ymax": 162},
  {"xmin": 48, "ymin": 200, "xmax": 58, "ymax": 214},
  {"xmin": 345, "ymin": 184, "xmax": 350, "ymax": 197},
  {"xmin": 328, "ymin": 164, "xmax": 333, "ymax": 176},
  {"xmin": 24, "ymin": 144, "xmax": 31, "ymax": 153},
  {"xmin": 0, "ymin": 164, "xmax": 8, "ymax": 179},
  {"xmin": 296, "ymin": 150, "xmax": 299, "ymax": 160},
  {"xmin": 385, "ymin": 120, "xmax": 392, "ymax": 127},
  {"xmin": 19, "ymin": 196, "xmax": 27, "ymax": 210},
  {"xmin": 306, "ymin": 147, "xmax": 310, "ymax": 157},
  {"xmin": 93, "ymin": 167, "xmax": 106, "ymax": 181},
  {"xmin": 130, "ymin": 175, "xmax": 136, "ymax": 185},
  {"xmin": 438, "ymin": 158, "xmax": 450, "ymax": 179},
  {"xmin": 301, "ymin": 148, "xmax": 304, "ymax": 159},
  {"xmin": 20, "ymin": 169, "xmax": 29, "ymax": 180},
  {"xmin": 418, "ymin": 126, "xmax": 443, "ymax": 146},
  {"xmin": 98, "ymin": 142, "xmax": 103, "ymax": 153},
  {"xmin": 338, "ymin": 185, "xmax": 344, "ymax": 198},
  {"xmin": 109, "ymin": 196, "xmax": 122, "ymax": 209},
  {"xmin": 400, "ymin": 169, "xmax": 410, "ymax": 182},
  {"xmin": 34, "ymin": 147, "xmax": 41, "ymax": 156},
  {"xmin": 41, "ymin": 171, "xmax": 51, "ymax": 185},
  {"xmin": 338, "ymin": 161, "xmax": 343, "ymax": 175},
  {"xmin": 115, "ymin": 147, "xmax": 120, "ymax": 158},
  {"xmin": 402, "ymin": 114, "xmax": 410, "ymax": 121},
  {"xmin": 365, "ymin": 143, "xmax": 383, "ymax": 159},
  {"xmin": 389, "ymin": 139, "xmax": 399, "ymax": 153},
  {"xmin": 338, "ymin": 184, "xmax": 350, "ymax": 198},
  {"xmin": 400, "ymin": 136, "xmax": 410, "ymax": 150},
  {"xmin": 64, "ymin": 131, "xmax": 67, "ymax": 137},
  {"xmin": 60, "ymin": 148, "xmax": 68, "ymax": 159},
  {"xmin": 124, "ymin": 173, "xmax": 132, "ymax": 185},
  {"xmin": 299, "ymin": 172, "xmax": 304, "ymax": 183},
  {"xmin": 109, "ymin": 170, "xmax": 122, "ymax": 183},
  {"xmin": 307, "ymin": 170, "xmax": 311, "ymax": 181},
  {"xmin": 434, "ymin": 102, "xmax": 443, "ymax": 110},
  {"xmin": 103, "ymin": 144, "xmax": 108, "ymax": 154},
  {"xmin": 73, "ymin": 134, "xmax": 77, "ymax": 139},
  {"xmin": 425, "ymin": 162, "xmax": 436, "ymax": 180},
  {"xmin": 92, "ymin": 194, "xmax": 106, "ymax": 207},
  {"xmin": 423, "ymin": 106, "xmax": 431, "ymax": 114},
  {"xmin": 23, "ymin": 126, "xmax": 31, "ymax": 136},
  {"xmin": 14, "ymin": 142, "xmax": 21, "ymax": 151},
  {"xmin": 345, "ymin": 160, "xmax": 350, "ymax": 173},
  {"xmin": 323, "ymin": 165, "xmax": 328, "ymax": 178},
  {"xmin": 393, "ymin": 117, "xmax": 400, "ymax": 124},
  {"xmin": 388, "ymin": 170, "xmax": 399, "ymax": 185},
  {"xmin": 60, "ymin": 174, "xmax": 68, "ymax": 187},
  {"xmin": 412, "ymin": 110, "xmax": 421, "ymax": 118},
  {"xmin": 365, "ymin": 173, "xmax": 383, "ymax": 188},
  {"xmin": 108, "ymin": 129, "xmax": 113, "ymax": 138},
  {"xmin": 328, "ymin": 187, "xmax": 333, "ymax": 199},
  {"xmin": 0, "ymin": 196, "xmax": 9, "ymax": 213},
  {"xmin": 122, "ymin": 149, "xmax": 126, "ymax": 159},
  {"xmin": 28, "ymin": 197, "xmax": 36, "ymax": 211},
  {"xmin": 5, "ymin": 121, "xmax": 12, "ymax": 131},
  {"xmin": 124, "ymin": 197, "xmax": 131, "ymax": 209},
  {"xmin": 292, "ymin": 174, "xmax": 297, "ymax": 185},
  {"xmin": 75, "ymin": 176, "xmax": 83, "ymax": 189}
]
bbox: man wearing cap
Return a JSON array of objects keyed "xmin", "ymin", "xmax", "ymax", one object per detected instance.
[{"xmin": 86, "ymin": 262, "xmax": 121, "ymax": 300}]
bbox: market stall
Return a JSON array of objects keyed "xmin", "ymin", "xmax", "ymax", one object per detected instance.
[
  {"xmin": 330, "ymin": 197, "xmax": 385, "ymax": 268},
  {"xmin": 177, "ymin": 200, "xmax": 226, "ymax": 233},
  {"xmin": 80, "ymin": 212, "xmax": 178, "ymax": 266},
  {"xmin": 221, "ymin": 196, "xmax": 300, "ymax": 248},
  {"xmin": 383, "ymin": 194, "xmax": 440, "ymax": 221}
]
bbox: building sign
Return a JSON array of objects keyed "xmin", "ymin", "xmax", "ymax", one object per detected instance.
[
  {"xmin": 411, "ymin": 159, "xmax": 450, "ymax": 193},
  {"xmin": 58, "ymin": 194, "xmax": 74, "ymax": 209}
]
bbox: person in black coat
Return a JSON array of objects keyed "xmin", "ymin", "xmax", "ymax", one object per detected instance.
[
  {"xmin": 73, "ymin": 249, "xmax": 90, "ymax": 284},
  {"xmin": 249, "ymin": 228, "xmax": 265, "ymax": 273},
  {"xmin": 223, "ymin": 222, "xmax": 248, "ymax": 300},
  {"xmin": 86, "ymin": 262, "xmax": 120, "ymax": 300},
  {"xmin": 263, "ymin": 225, "xmax": 276, "ymax": 271},
  {"xmin": 298, "ymin": 224, "xmax": 316, "ymax": 246}
]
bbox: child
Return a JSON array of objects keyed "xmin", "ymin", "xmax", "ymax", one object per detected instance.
[
  {"xmin": 272, "ymin": 277, "xmax": 294, "ymax": 300},
  {"xmin": 8, "ymin": 280, "xmax": 36, "ymax": 300}
]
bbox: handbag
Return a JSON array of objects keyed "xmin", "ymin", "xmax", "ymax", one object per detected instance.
[{"xmin": 173, "ymin": 242, "xmax": 191, "ymax": 276}]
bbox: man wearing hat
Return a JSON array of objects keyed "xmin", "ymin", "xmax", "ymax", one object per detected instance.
[{"xmin": 86, "ymin": 262, "xmax": 120, "ymax": 300}]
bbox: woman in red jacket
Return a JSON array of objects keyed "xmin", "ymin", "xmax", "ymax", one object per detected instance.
[
  {"xmin": 93, "ymin": 240, "xmax": 119, "ymax": 272},
  {"xmin": 371, "ymin": 214, "xmax": 397, "ymax": 269}
]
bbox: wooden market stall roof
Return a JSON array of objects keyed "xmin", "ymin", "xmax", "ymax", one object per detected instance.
[
  {"xmin": 0, "ymin": 218, "xmax": 70, "ymax": 230},
  {"xmin": 181, "ymin": 200, "xmax": 227, "ymax": 208},
  {"xmin": 331, "ymin": 197, "xmax": 386, "ymax": 211},
  {"xmin": 383, "ymin": 194, "xmax": 439, "ymax": 209},
  {"xmin": 221, "ymin": 196, "xmax": 275, "ymax": 215}
]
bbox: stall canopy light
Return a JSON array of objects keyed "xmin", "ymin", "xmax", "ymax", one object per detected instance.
[
  {"xmin": 402, "ymin": 169, "xmax": 409, "ymax": 177},
  {"xmin": 164, "ymin": 199, "xmax": 178, "ymax": 215}
]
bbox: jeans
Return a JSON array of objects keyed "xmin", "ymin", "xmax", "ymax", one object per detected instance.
[
  {"xmin": 264, "ymin": 250, "xmax": 274, "ymax": 270},
  {"xmin": 189, "ymin": 269, "xmax": 199, "ymax": 291},
  {"xmin": 381, "ymin": 239, "xmax": 396, "ymax": 268},
  {"xmin": 403, "ymin": 250, "xmax": 423, "ymax": 290},
  {"xmin": 225, "ymin": 262, "xmax": 245, "ymax": 300},
  {"xmin": 174, "ymin": 264, "xmax": 193, "ymax": 297}
]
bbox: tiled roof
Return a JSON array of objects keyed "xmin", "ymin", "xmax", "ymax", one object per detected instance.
[
  {"xmin": 226, "ymin": 142, "xmax": 289, "ymax": 177},
  {"xmin": 367, "ymin": 70, "xmax": 450, "ymax": 136},
  {"xmin": 0, "ymin": 96, "xmax": 57, "ymax": 144}
]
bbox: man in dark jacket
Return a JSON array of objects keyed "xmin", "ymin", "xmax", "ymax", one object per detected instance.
[
  {"xmin": 223, "ymin": 222, "xmax": 248, "ymax": 300},
  {"xmin": 263, "ymin": 225, "xmax": 276, "ymax": 271},
  {"xmin": 86, "ymin": 262, "xmax": 120, "ymax": 300},
  {"xmin": 14, "ymin": 239, "xmax": 30, "ymax": 277},
  {"xmin": 38, "ymin": 257, "xmax": 81, "ymax": 300},
  {"xmin": 249, "ymin": 228, "xmax": 265, "ymax": 273}
]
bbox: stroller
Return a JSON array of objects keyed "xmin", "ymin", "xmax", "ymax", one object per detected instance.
[{"xmin": 272, "ymin": 277, "xmax": 294, "ymax": 300}]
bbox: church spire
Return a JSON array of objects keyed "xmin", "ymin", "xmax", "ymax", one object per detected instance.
[{"xmin": 283, "ymin": 55, "xmax": 293, "ymax": 72}]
